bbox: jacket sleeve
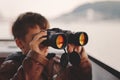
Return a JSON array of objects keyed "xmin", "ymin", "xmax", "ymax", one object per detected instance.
[{"xmin": 11, "ymin": 50, "xmax": 48, "ymax": 80}]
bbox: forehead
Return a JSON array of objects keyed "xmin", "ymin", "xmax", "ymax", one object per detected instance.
[{"xmin": 32, "ymin": 25, "xmax": 42, "ymax": 31}]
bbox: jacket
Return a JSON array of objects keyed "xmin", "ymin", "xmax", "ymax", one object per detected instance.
[{"xmin": 0, "ymin": 47, "xmax": 92, "ymax": 80}]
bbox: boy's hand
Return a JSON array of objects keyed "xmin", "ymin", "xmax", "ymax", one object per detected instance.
[{"xmin": 29, "ymin": 31, "xmax": 48, "ymax": 56}]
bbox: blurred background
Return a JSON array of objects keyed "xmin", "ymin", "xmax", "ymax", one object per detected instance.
[{"xmin": 0, "ymin": 0, "xmax": 120, "ymax": 79}]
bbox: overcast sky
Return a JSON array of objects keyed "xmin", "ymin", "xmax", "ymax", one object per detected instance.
[{"xmin": 0, "ymin": 0, "xmax": 115, "ymax": 19}]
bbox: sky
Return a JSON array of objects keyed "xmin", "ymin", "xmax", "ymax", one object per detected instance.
[{"xmin": 0, "ymin": 0, "xmax": 111, "ymax": 19}]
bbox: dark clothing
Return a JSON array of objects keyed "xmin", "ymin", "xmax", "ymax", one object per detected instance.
[
  {"xmin": 0, "ymin": 48, "xmax": 92, "ymax": 80},
  {"xmin": 0, "ymin": 52, "xmax": 25, "ymax": 80},
  {"xmin": 5, "ymin": 52, "xmax": 26, "ymax": 64}
]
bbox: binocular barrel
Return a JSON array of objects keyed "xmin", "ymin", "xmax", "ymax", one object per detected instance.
[
  {"xmin": 42, "ymin": 28, "xmax": 88, "ymax": 49},
  {"xmin": 41, "ymin": 32, "xmax": 67, "ymax": 49},
  {"xmin": 67, "ymin": 32, "xmax": 88, "ymax": 46}
]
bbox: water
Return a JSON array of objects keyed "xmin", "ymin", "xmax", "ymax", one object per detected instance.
[
  {"xmin": 0, "ymin": 20, "xmax": 120, "ymax": 72},
  {"xmin": 0, "ymin": 22, "xmax": 13, "ymax": 39}
]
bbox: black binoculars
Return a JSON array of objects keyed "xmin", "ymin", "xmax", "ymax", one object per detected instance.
[{"xmin": 42, "ymin": 28, "xmax": 88, "ymax": 49}]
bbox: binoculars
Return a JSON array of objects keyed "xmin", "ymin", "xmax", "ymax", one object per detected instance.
[{"xmin": 42, "ymin": 28, "xmax": 88, "ymax": 49}]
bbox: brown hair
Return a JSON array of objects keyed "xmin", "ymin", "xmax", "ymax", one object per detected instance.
[{"xmin": 12, "ymin": 12, "xmax": 50, "ymax": 40}]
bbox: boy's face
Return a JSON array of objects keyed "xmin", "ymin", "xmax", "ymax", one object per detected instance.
[{"xmin": 16, "ymin": 25, "xmax": 44, "ymax": 54}]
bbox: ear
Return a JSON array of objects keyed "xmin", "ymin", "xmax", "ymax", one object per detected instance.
[{"xmin": 15, "ymin": 38, "xmax": 24, "ymax": 49}]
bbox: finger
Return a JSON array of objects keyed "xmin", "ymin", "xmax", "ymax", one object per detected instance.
[
  {"xmin": 38, "ymin": 37, "xmax": 47, "ymax": 45},
  {"xmin": 67, "ymin": 44, "xmax": 75, "ymax": 53},
  {"xmin": 33, "ymin": 31, "xmax": 47, "ymax": 41},
  {"xmin": 30, "ymin": 37, "xmax": 47, "ymax": 48},
  {"xmin": 74, "ymin": 46, "xmax": 82, "ymax": 54}
]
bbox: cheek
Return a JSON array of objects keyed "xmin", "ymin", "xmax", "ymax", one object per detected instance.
[
  {"xmin": 22, "ymin": 39, "xmax": 31, "ymax": 52},
  {"xmin": 25, "ymin": 43, "xmax": 30, "ymax": 49},
  {"xmin": 24, "ymin": 36, "xmax": 33, "ymax": 48},
  {"xmin": 25, "ymin": 42, "xmax": 31, "ymax": 50},
  {"xmin": 23, "ymin": 42, "xmax": 31, "ymax": 54}
]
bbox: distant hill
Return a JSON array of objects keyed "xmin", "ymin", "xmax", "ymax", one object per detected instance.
[{"xmin": 52, "ymin": 1, "xmax": 120, "ymax": 23}]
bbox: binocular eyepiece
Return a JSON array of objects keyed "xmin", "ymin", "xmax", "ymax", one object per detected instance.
[{"xmin": 42, "ymin": 28, "xmax": 88, "ymax": 49}]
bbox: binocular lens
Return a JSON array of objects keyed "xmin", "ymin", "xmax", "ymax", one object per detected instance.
[
  {"xmin": 50, "ymin": 34, "xmax": 67, "ymax": 49},
  {"xmin": 73, "ymin": 32, "xmax": 88, "ymax": 46},
  {"xmin": 79, "ymin": 33, "xmax": 86, "ymax": 45},
  {"xmin": 56, "ymin": 35, "xmax": 64, "ymax": 48},
  {"xmin": 79, "ymin": 32, "xmax": 88, "ymax": 46}
]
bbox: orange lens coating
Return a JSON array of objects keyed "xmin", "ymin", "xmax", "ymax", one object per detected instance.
[
  {"xmin": 79, "ymin": 33, "xmax": 85, "ymax": 45},
  {"xmin": 56, "ymin": 35, "xmax": 64, "ymax": 48}
]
